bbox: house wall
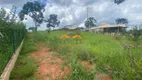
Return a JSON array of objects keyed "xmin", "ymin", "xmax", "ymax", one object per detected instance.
[{"xmin": 89, "ymin": 27, "xmax": 126, "ymax": 33}]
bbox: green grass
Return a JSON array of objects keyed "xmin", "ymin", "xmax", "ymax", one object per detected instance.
[
  {"xmin": 33, "ymin": 30, "xmax": 142, "ymax": 80},
  {"xmin": 11, "ymin": 30, "xmax": 142, "ymax": 80},
  {"xmin": 67, "ymin": 57, "xmax": 96, "ymax": 80},
  {"xmin": 10, "ymin": 33, "xmax": 38, "ymax": 80}
]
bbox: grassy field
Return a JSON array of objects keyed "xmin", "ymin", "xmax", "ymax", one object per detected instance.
[{"xmin": 11, "ymin": 30, "xmax": 142, "ymax": 80}]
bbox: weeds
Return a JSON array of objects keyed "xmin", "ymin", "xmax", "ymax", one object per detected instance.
[
  {"xmin": 10, "ymin": 33, "xmax": 37, "ymax": 80},
  {"xmin": 67, "ymin": 58, "xmax": 96, "ymax": 80},
  {"xmin": 10, "ymin": 57, "xmax": 37, "ymax": 80}
]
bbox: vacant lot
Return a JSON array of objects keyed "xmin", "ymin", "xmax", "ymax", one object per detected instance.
[{"xmin": 11, "ymin": 31, "xmax": 142, "ymax": 80}]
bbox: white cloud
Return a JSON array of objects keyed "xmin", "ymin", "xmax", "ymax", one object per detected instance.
[
  {"xmin": 41, "ymin": 0, "xmax": 142, "ymax": 29},
  {"xmin": 1, "ymin": 0, "xmax": 142, "ymax": 30},
  {"xmin": 23, "ymin": 15, "xmax": 34, "ymax": 29}
]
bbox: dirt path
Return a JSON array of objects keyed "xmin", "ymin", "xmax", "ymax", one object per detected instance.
[
  {"xmin": 30, "ymin": 44, "xmax": 111, "ymax": 80},
  {"xmin": 30, "ymin": 44, "xmax": 70, "ymax": 80}
]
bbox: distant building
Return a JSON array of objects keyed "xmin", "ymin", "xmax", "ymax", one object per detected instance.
[
  {"xmin": 28, "ymin": 27, "xmax": 36, "ymax": 31},
  {"xmin": 75, "ymin": 27, "xmax": 85, "ymax": 31},
  {"xmin": 61, "ymin": 25, "xmax": 85, "ymax": 31},
  {"xmin": 89, "ymin": 23, "xmax": 126, "ymax": 33}
]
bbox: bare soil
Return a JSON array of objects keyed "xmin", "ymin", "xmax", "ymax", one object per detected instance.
[{"xmin": 30, "ymin": 45, "xmax": 71, "ymax": 80}]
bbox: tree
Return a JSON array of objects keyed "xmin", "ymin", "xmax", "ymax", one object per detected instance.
[
  {"xmin": 115, "ymin": 18, "xmax": 128, "ymax": 24},
  {"xmin": 114, "ymin": 0, "xmax": 125, "ymax": 5},
  {"xmin": 0, "ymin": 8, "xmax": 6, "ymax": 27},
  {"xmin": 19, "ymin": 1, "xmax": 45, "ymax": 31},
  {"xmin": 0, "ymin": 6, "xmax": 17, "ymax": 27},
  {"xmin": 8, "ymin": 6, "xmax": 17, "ymax": 23},
  {"xmin": 45, "ymin": 14, "xmax": 60, "ymax": 32},
  {"xmin": 85, "ymin": 17, "xmax": 97, "ymax": 28},
  {"xmin": 0, "ymin": 8, "xmax": 6, "ymax": 20}
]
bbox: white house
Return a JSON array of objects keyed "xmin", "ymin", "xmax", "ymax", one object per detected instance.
[{"xmin": 89, "ymin": 23, "xmax": 126, "ymax": 33}]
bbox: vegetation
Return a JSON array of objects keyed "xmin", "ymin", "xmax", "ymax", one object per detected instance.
[
  {"xmin": 0, "ymin": 6, "xmax": 26, "ymax": 75},
  {"xmin": 44, "ymin": 14, "xmax": 60, "ymax": 32},
  {"xmin": 115, "ymin": 18, "xmax": 128, "ymax": 25},
  {"xmin": 85, "ymin": 17, "xmax": 97, "ymax": 28},
  {"xmin": 11, "ymin": 30, "xmax": 142, "ymax": 80},
  {"xmin": 128, "ymin": 26, "xmax": 142, "ymax": 41},
  {"xmin": 10, "ymin": 33, "xmax": 37, "ymax": 80},
  {"xmin": 0, "ymin": 8, "xmax": 6, "ymax": 20},
  {"xmin": 1, "ymin": 0, "xmax": 141, "ymax": 80},
  {"xmin": 19, "ymin": 1, "xmax": 45, "ymax": 31},
  {"xmin": 0, "ymin": 22, "xmax": 26, "ymax": 74},
  {"xmin": 114, "ymin": 0, "xmax": 125, "ymax": 5},
  {"xmin": 48, "ymin": 31, "xmax": 142, "ymax": 80}
]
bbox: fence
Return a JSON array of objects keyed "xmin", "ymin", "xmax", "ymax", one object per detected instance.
[{"xmin": 0, "ymin": 27, "xmax": 26, "ymax": 75}]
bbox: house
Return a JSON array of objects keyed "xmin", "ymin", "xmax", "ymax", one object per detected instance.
[
  {"xmin": 89, "ymin": 23, "xmax": 126, "ymax": 33},
  {"xmin": 75, "ymin": 27, "xmax": 85, "ymax": 31}
]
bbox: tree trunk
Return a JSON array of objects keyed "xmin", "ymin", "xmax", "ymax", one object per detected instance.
[
  {"xmin": 34, "ymin": 21, "xmax": 38, "ymax": 31},
  {"xmin": 35, "ymin": 26, "xmax": 37, "ymax": 31},
  {"xmin": 48, "ymin": 27, "xmax": 51, "ymax": 33}
]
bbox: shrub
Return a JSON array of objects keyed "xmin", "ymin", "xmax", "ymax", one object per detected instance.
[
  {"xmin": 129, "ymin": 26, "xmax": 142, "ymax": 41},
  {"xmin": 114, "ymin": 33, "xmax": 121, "ymax": 40},
  {"xmin": 48, "ymin": 36, "xmax": 60, "ymax": 50}
]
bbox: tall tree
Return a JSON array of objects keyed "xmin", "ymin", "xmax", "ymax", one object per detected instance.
[
  {"xmin": 19, "ymin": 1, "xmax": 45, "ymax": 31},
  {"xmin": 115, "ymin": 18, "xmax": 128, "ymax": 24},
  {"xmin": 114, "ymin": 0, "xmax": 125, "ymax": 5},
  {"xmin": 45, "ymin": 14, "xmax": 60, "ymax": 32},
  {"xmin": 85, "ymin": 17, "xmax": 97, "ymax": 28}
]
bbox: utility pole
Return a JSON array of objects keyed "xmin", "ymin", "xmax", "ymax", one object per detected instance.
[
  {"xmin": 86, "ymin": 6, "xmax": 89, "ymax": 30},
  {"xmin": 87, "ymin": 6, "xmax": 89, "ymax": 20}
]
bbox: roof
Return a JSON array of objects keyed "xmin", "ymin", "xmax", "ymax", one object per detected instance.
[
  {"xmin": 89, "ymin": 23, "xmax": 126, "ymax": 30},
  {"xmin": 64, "ymin": 25, "xmax": 74, "ymax": 28},
  {"xmin": 63, "ymin": 24, "xmax": 78, "ymax": 30}
]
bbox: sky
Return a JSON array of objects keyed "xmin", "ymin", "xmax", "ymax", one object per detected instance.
[{"xmin": 0, "ymin": 0, "xmax": 142, "ymax": 30}]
